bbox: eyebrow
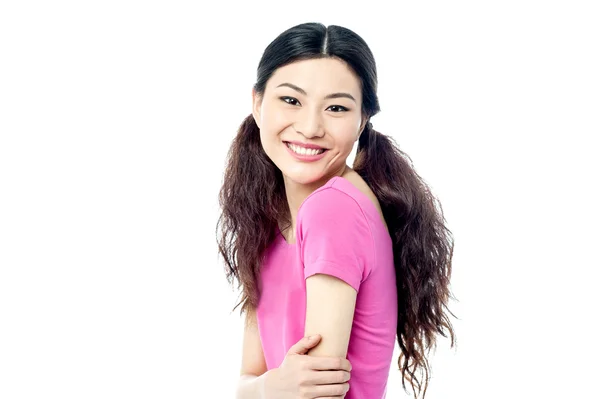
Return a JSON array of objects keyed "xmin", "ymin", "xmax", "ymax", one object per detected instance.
[{"xmin": 276, "ymin": 82, "xmax": 357, "ymax": 103}]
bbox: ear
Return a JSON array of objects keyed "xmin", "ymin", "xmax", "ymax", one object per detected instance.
[
  {"xmin": 357, "ymin": 115, "xmax": 368, "ymax": 141},
  {"xmin": 251, "ymin": 88, "xmax": 262, "ymax": 129}
]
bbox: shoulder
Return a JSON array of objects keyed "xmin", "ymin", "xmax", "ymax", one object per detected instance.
[
  {"xmin": 298, "ymin": 180, "xmax": 367, "ymax": 223},
  {"xmin": 297, "ymin": 179, "xmax": 375, "ymax": 285},
  {"xmin": 297, "ymin": 185, "xmax": 371, "ymax": 246}
]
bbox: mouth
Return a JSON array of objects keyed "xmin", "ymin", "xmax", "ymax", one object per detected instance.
[{"xmin": 283, "ymin": 141, "xmax": 328, "ymax": 156}]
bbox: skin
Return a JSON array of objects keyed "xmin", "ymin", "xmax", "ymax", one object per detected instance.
[{"xmin": 251, "ymin": 57, "xmax": 369, "ymax": 244}]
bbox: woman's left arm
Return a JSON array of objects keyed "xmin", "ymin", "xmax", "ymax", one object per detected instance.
[
  {"xmin": 298, "ymin": 187, "xmax": 372, "ymax": 360},
  {"xmin": 304, "ymin": 272, "xmax": 357, "ymax": 358}
]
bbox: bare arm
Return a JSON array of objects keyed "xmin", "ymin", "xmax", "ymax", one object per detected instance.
[
  {"xmin": 236, "ymin": 373, "xmax": 271, "ymax": 399},
  {"xmin": 236, "ymin": 307, "xmax": 269, "ymax": 399},
  {"xmin": 304, "ymin": 273, "xmax": 357, "ymax": 358}
]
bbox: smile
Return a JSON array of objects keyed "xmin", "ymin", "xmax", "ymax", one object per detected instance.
[{"xmin": 285, "ymin": 142, "xmax": 326, "ymax": 156}]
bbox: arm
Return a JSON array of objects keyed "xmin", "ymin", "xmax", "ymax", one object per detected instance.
[
  {"xmin": 304, "ymin": 273, "xmax": 357, "ymax": 358},
  {"xmin": 236, "ymin": 307, "xmax": 270, "ymax": 399},
  {"xmin": 298, "ymin": 187, "xmax": 371, "ymax": 360},
  {"xmin": 236, "ymin": 374, "xmax": 271, "ymax": 399}
]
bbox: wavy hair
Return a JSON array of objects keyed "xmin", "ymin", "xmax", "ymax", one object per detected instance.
[{"xmin": 216, "ymin": 22, "xmax": 457, "ymax": 399}]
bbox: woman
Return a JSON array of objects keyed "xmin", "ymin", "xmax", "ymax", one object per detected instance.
[{"xmin": 217, "ymin": 22, "xmax": 456, "ymax": 399}]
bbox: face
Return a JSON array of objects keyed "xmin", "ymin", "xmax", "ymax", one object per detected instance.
[{"xmin": 252, "ymin": 57, "xmax": 367, "ymax": 185}]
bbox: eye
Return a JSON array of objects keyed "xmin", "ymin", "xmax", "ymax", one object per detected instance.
[
  {"xmin": 327, "ymin": 105, "xmax": 349, "ymax": 113},
  {"xmin": 280, "ymin": 96, "xmax": 349, "ymax": 113},
  {"xmin": 280, "ymin": 96, "xmax": 300, "ymax": 106}
]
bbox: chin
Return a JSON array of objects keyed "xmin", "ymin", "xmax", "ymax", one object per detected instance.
[{"xmin": 281, "ymin": 168, "xmax": 323, "ymax": 186}]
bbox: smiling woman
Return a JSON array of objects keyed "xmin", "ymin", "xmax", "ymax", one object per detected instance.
[{"xmin": 216, "ymin": 22, "xmax": 457, "ymax": 399}]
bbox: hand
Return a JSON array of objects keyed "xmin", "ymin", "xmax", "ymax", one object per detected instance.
[{"xmin": 263, "ymin": 334, "xmax": 352, "ymax": 399}]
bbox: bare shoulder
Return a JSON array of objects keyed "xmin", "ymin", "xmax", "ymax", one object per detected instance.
[{"xmin": 342, "ymin": 169, "xmax": 389, "ymax": 233}]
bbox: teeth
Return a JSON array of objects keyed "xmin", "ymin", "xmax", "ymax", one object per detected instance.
[{"xmin": 286, "ymin": 143, "xmax": 325, "ymax": 156}]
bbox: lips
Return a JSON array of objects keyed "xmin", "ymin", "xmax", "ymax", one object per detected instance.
[
  {"xmin": 283, "ymin": 141, "xmax": 329, "ymax": 161},
  {"xmin": 283, "ymin": 140, "xmax": 327, "ymax": 150}
]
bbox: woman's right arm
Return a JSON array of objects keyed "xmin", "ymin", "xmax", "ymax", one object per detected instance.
[
  {"xmin": 236, "ymin": 307, "xmax": 270, "ymax": 399},
  {"xmin": 236, "ymin": 372, "xmax": 273, "ymax": 399}
]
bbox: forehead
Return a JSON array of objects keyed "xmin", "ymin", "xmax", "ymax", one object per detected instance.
[{"xmin": 267, "ymin": 58, "xmax": 362, "ymax": 98}]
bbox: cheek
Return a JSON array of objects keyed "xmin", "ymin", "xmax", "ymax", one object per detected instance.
[
  {"xmin": 260, "ymin": 103, "xmax": 289, "ymax": 133},
  {"xmin": 332, "ymin": 125, "xmax": 359, "ymax": 149}
]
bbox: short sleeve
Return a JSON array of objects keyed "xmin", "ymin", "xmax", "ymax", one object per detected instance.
[{"xmin": 297, "ymin": 187, "xmax": 374, "ymax": 293}]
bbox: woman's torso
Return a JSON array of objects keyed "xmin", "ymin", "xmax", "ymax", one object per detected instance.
[{"xmin": 257, "ymin": 172, "xmax": 397, "ymax": 398}]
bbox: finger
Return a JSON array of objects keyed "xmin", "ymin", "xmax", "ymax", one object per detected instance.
[
  {"xmin": 308, "ymin": 356, "xmax": 352, "ymax": 372},
  {"xmin": 287, "ymin": 335, "xmax": 321, "ymax": 355},
  {"xmin": 310, "ymin": 382, "xmax": 350, "ymax": 398},
  {"xmin": 306, "ymin": 369, "xmax": 351, "ymax": 385}
]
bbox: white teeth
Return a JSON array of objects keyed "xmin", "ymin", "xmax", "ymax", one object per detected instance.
[{"xmin": 286, "ymin": 142, "xmax": 325, "ymax": 156}]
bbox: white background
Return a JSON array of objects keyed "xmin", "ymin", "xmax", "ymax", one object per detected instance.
[{"xmin": 1, "ymin": 1, "xmax": 598, "ymax": 398}]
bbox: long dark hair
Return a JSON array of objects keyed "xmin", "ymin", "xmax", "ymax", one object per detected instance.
[{"xmin": 216, "ymin": 22, "xmax": 457, "ymax": 399}]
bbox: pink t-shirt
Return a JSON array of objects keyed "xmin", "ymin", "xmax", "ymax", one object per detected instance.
[{"xmin": 256, "ymin": 176, "xmax": 398, "ymax": 399}]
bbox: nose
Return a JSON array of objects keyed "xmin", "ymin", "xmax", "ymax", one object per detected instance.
[{"xmin": 293, "ymin": 108, "xmax": 325, "ymax": 138}]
